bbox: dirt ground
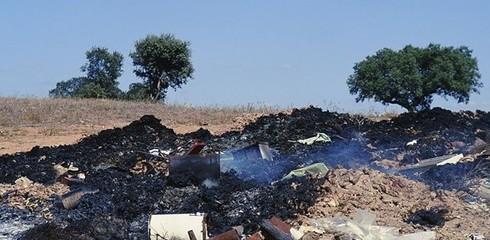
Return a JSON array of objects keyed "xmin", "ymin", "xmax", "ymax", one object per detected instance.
[
  {"xmin": 0, "ymin": 97, "xmax": 275, "ymax": 154},
  {"xmin": 1, "ymin": 100, "xmax": 488, "ymax": 239},
  {"xmin": 0, "ymin": 122, "xmax": 242, "ymax": 155}
]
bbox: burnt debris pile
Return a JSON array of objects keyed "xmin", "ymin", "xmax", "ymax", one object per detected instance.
[{"xmin": 1, "ymin": 107, "xmax": 489, "ymax": 239}]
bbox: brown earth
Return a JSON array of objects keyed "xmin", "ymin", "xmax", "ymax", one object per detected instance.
[
  {"xmin": 295, "ymin": 168, "xmax": 489, "ymax": 240},
  {"xmin": 0, "ymin": 97, "xmax": 272, "ymax": 155},
  {"xmin": 0, "ymin": 122, "xmax": 246, "ymax": 155}
]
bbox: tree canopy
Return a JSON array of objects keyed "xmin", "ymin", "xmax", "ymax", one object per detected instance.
[
  {"xmin": 82, "ymin": 47, "xmax": 124, "ymax": 98},
  {"xmin": 130, "ymin": 34, "xmax": 194, "ymax": 101},
  {"xmin": 347, "ymin": 44, "xmax": 482, "ymax": 112},
  {"xmin": 49, "ymin": 77, "xmax": 88, "ymax": 98},
  {"xmin": 50, "ymin": 47, "xmax": 123, "ymax": 99},
  {"xmin": 124, "ymin": 83, "xmax": 150, "ymax": 101}
]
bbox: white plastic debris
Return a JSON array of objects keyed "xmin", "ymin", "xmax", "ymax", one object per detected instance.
[
  {"xmin": 436, "ymin": 153, "xmax": 463, "ymax": 166},
  {"xmin": 308, "ymin": 209, "xmax": 436, "ymax": 240},
  {"xmin": 149, "ymin": 149, "xmax": 172, "ymax": 157},
  {"xmin": 290, "ymin": 133, "xmax": 332, "ymax": 145},
  {"xmin": 148, "ymin": 213, "xmax": 207, "ymax": 240},
  {"xmin": 406, "ymin": 140, "xmax": 417, "ymax": 146},
  {"xmin": 290, "ymin": 227, "xmax": 305, "ymax": 240},
  {"xmin": 467, "ymin": 233, "xmax": 486, "ymax": 240}
]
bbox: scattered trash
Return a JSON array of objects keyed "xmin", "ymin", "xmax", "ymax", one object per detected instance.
[
  {"xmin": 437, "ymin": 153, "xmax": 464, "ymax": 166},
  {"xmin": 255, "ymin": 216, "xmax": 304, "ymax": 240},
  {"xmin": 54, "ymin": 163, "xmax": 86, "ymax": 185},
  {"xmin": 466, "ymin": 233, "xmax": 486, "ymax": 240},
  {"xmin": 2, "ymin": 109, "xmax": 490, "ymax": 238},
  {"xmin": 260, "ymin": 219, "xmax": 293, "ymax": 240},
  {"xmin": 187, "ymin": 140, "xmax": 207, "ymax": 155},
  {"xmin": 247, "ymin": 232, "xmax": 264, "ymax": 240},
  {"xmin": 281, "ymin": 163, "xmax": 329, "ymax": 181},
  {"xmin": 290, "ymin": 228, "xmax": 305, "ymax": 240},
  {"xmin": 170, "ymin": 153, "xmax": 220, "ymax": 184},
  {"xmin": 476, "ymin": 178, "xmax": 490, "ymax": 201},
  {"xmin": 406, "ymin": 139, "xmax": 418, "ymax": 146},
  {"xmin": 209, "ymin": 227, "xmax": 242, "ymax": 240},
  {"xmin": 231, "ymin": 143, "xmax": 275, "ymax": 161},
  {"xmin": 308, "ymin": 209, "xmax": 436, "ymax": 240},
  {"xmin": 399, "ymin": 154, "xmax": 464, "ymax": 171},
  {"xmin": 169, "ymin": 142, "xmax": 220, "ymax": 184},
  {"xmin": 149, "ymin": 148, "xmax": 172, "ymax": 156},
  {"xmin": 148, "ymin": 213, "xmax": 207, "ymax": 240},
  {"xmin": 290, "ymin": 133, "xmax": 332, "ymax": 145},
  {"xmin": 14, "ymin": 176, "xmax": 33, "ymax": 187},
  {"xmin": 61, "ymin": 187, "xmax": 99, "ymax": 209},
  {"xmin": 58, "ymin": 173, "xmax": 86, "ymax": 186}
]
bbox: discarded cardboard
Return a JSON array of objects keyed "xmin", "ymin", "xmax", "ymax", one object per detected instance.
[
  {"xmin": 281, "ymin": 163, "xmax": 329, "ymax": 181},
  {"xmin": 148, "ymin": 213, "xmax": 207, "ymax": 240}
]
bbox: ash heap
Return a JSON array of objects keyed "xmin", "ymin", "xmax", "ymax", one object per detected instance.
[{"xmin": 1, "ymin": 107, "xmax": 489, "ymax": 240}]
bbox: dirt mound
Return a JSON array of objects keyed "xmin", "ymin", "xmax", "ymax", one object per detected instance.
[
  {"xmin": 297, "ymin": 168, "xmax": 490, "ymax": 239},
  {"xmin": 0, "ymin": 115, "xmax": 176, "ymax": 184}
]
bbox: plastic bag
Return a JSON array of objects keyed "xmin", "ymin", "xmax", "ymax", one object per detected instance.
[{"xmin": 308, "ymin": 209, "xmax": 435, "ymax": 240}]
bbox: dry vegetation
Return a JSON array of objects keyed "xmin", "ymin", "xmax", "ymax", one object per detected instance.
[
  {"xmin": 0, "ymin": 97, "xmax": 280, "ymax": 128},
  {"xmin": 0, "ymin": 97, "xmax": 398, "ymax": 154},
  {"xmin": 0, "ymin": 97, "xmax": 280, "ymax": 154}
]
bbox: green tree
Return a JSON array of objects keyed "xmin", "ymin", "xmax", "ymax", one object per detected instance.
[
  {"xmin": 49, "ymin": 47, "xmax": 123, "ymax": 99},
  {"xmin": 130, "ymin": 34, "xmax": 194, "ymax": 101},
  {"xmin": 125, "ymin": 83, "xmax": 150, "ymax": 101},
  {"xmin": 74, "ymin": 82, "xmax": 108, "ymax": 98},
  {"xmin": 49, "ymin": 77, "xmax": 88, "ymax": 98},
  {"xmin": 82, "ymin": 47, "xmax": 124, "ymax": 98},
  {"xmin": 347, "ymin": 44, "xmax": 482, "ymax": 112}
]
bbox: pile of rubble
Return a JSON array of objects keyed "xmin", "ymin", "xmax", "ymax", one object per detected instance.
[
  {"xmin": 0, "ymin": 107, "xmax": 489, "ymax": 239},
  {"xmin": 297, "ymin": 168, "xmax": 489, "ymax": 239}
]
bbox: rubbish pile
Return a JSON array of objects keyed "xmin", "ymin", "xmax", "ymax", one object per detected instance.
[{"xmin": 0, "ymin": 107, "xmax": 489, "ymax": 239}]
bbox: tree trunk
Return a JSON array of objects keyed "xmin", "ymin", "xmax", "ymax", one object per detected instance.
[{"xmin": 150, "ymin": 79, "xmax": 162, "ymax": 102}]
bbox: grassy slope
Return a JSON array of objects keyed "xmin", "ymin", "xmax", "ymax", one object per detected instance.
[{"xmin": 0, "ymin": 97, "xmax": 280, "ymax": 128}]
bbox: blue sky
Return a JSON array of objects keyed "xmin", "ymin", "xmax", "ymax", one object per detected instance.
[{"xmin": 1, "ymin": 1, "xmax": 489, "ymax": 112}]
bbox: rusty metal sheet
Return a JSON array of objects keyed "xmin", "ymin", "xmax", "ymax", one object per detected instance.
[
  {"xmin": 209, "ymin": 228, "xmax": 240, "ymax": 240},
  {"xmin": 247, "ymin": 232, "xmax": 264, "ymax": 240},
  {"xmin": 269, "ymin": 216, "xmax": 291, "ymax": 234}
]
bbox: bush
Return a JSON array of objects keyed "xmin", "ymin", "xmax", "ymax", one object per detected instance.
[
  {"xmin": 74, "ymin": 82, "xmax": 108, "ymax": 99},
  {"xmin": 124, "ymin": 83, "xmax": 150, "ymax": 101}
]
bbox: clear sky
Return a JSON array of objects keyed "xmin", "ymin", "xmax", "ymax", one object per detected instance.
[{"xmin": 1, "ymin": 1, "xmax": 489, "ymax": 112}]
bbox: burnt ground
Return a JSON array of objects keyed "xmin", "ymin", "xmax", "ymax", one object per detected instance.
[{"xmin": 0, "ymin": 107, "xmax": 489, "ymax": 239}]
